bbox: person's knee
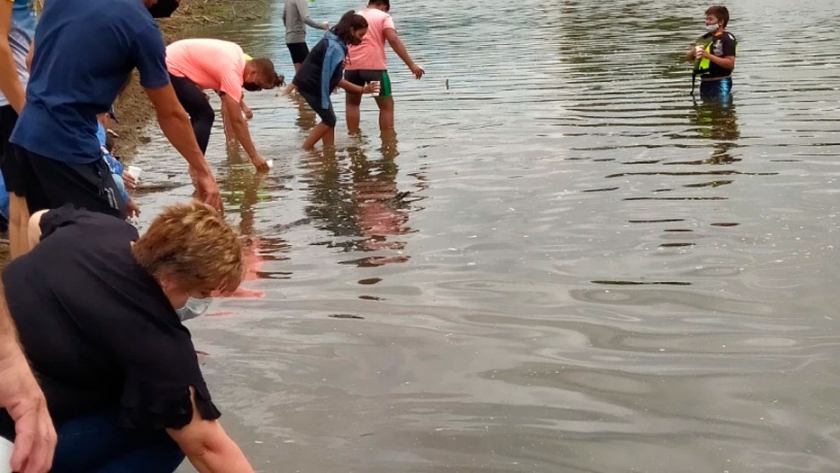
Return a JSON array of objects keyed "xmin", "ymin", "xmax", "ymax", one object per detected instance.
[{"xmin": 376, "ymin": 97, "xmax": 395, "ymax": 111}]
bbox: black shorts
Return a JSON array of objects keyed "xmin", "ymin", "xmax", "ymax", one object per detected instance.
[
  {"xmin": 298, "ymin": 89, "xmax": 337, "ymax": 128},
  {"xmin": 17, "ymin": 149, "xmax": 126, "ymax": 218},
  {"xmin": 287, "ymin": 43, "xmax": 310, "ymax": 64},
  {"xmin": 344, "ymin": 69, "xmax": 392, "ymax": 97},
  {"xmin": 0, "ymin": 105, "xmax": 25, "ymax": 196}
]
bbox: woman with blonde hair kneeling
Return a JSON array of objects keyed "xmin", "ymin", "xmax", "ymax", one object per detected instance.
[{"xmin": 0, "ymin": 201, "xmax": 253, "ymax": 472}]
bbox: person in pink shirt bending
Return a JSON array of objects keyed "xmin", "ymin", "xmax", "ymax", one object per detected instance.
[
  {"xmin": 166, "ymin": 39, "xmax": 283, "ymax": 172},
  {"xmin": 344, "ymin": 0, "xmax": 424, "ymax": 133}
]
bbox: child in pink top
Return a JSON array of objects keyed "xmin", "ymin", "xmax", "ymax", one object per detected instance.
[{"xmin": 344, "ymin": 0, "xmax": 424, "ymax": 132}]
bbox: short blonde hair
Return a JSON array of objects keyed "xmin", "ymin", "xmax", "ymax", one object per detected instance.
[{"xmin": 133, "ymin": 201, "xmax": 244, "ymax": 293}]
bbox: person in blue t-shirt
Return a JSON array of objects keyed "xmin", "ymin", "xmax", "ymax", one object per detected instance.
[
  {"xmin": 0, "ymin": 0, "xmax": 36, "ymax": 259},
  {"xmin": 9, "ymin": 0, "xmax": 222, "ymax": 228}
]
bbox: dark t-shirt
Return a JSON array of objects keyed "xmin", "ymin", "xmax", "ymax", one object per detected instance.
[
  {"xmin": 701, "ymin": 30, "xmax": 737, "ymax": 79},
  {"xmin": 10, "ymin": 0, "xmax": 171, "ymax": 164},
  {"xmin": 0, "ymin": 207, "xmax": 220, "ymax": 441},
  {"xmin": 292, "ymin": 37, "xmax": 344, "ymax": 103}
]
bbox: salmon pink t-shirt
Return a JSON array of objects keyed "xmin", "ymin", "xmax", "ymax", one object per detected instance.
[
  {"xmin": 166, "ymin": 39, "xmax": 247, "ymax": 102},
  {"xmin": 346, "ymin": 8, "xmax": 395, "ymax": 71}
]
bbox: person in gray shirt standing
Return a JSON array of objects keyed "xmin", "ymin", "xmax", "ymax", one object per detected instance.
[{"xmin": 283, "ymin": 0, "xmax": 329, "ymax": 72}]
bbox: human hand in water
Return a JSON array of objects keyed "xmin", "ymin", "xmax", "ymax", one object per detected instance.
[
  {"xmin": 0, "ymin": 352, "xmax": 56, "ymax": 473},
  {"xmin": 409, "ymin": 63, "xmax": 425, "ymax": 79},
  {"xmin": 126, "ymin": 199, "xmax": 141, "ymax": 218},
  {"xmin": 251, "ymin": 155, "xmax": 270, "ymax": 173}
]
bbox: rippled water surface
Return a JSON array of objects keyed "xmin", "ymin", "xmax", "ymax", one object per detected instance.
[{"xmin": 134, "ymin": 0, "xmax": 840, "ymax": 471}]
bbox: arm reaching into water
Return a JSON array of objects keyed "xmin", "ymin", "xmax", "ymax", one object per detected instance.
[
  {"xmin": 166, "ymin": 387, "xmax": 254, "ymax": 473},
  {"xmin": 220, "ymin": 93, "xmax": 268, "ymax": 172},
  {"xmin": 384, "ymin": 29, "xmax": 424, "ymax": 79},
  {"xmin": 144, "ymin": 84, "xmax": 223, "ymax": 211}
]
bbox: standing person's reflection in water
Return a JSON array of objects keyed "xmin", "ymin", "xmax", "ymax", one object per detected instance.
[
  {"xmin": 691, "ymin": 99, "xmax": 740, "ymax": 165},
  {"xmin": 0, "ymin": 202, "xmax": 255, "ymax": 473},
  {"xmin": 301, "ymin": 130, "xmax": 411, "ymax": 266},
  {"xmin": 351, "ymin": 131, "xmax": 411, "ymax": 263}
]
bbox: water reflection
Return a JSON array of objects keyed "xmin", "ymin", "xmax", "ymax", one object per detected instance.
[
  {"xmin": 300, "ymin": 131, "xmax": 414, "ymax": 268},
  {"xmin": 691, "ymin": 97, "xmax": 740, "ymax": 164}
]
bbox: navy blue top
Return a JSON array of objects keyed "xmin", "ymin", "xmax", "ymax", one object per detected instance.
[
  {"xmin": 10, "ymin": 0, "xmax": 171, "ymax": 164},
  {"xmin": 293, "ymin": 32, "xmax": 347, "ymax": 109}
]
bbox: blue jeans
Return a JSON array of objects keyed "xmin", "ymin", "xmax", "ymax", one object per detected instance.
[{"xmin": 51, "ymin": 411, "xmax": 185, "ymax": 473}]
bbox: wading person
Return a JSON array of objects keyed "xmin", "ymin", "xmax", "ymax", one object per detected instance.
[
  {"xmin": 686, "ymin": 5, "xmax": 737, "ymax": 99},
  {"xmin": 293, "ymin": 11, "xmax": 379, "ymax": 150},
  {"xmin": 166, "ymin": 38, "xmax": 283, "ymax": 172},
  {"xmin": 0, "ymin": 202, "xmax": 255, "ymax": 472},
  {"xmin": 345, "ymin": 0, "xmax": 424, "ymax": 133}
]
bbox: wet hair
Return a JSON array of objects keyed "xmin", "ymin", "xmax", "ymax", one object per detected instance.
[
  {"xmin": 133, "ymin": 201, "xmax": 244, "ymax": 293},
  {"xmin": 705, "ymin": 6, "xmax": 730, "ymax": 28},
  {"xmin": 331, "ymin": 10, "xmax": 368, "ymax": 44},
  {"xmin": 368, "ymin": 0, "xmax": 390, "ymax": 10}
]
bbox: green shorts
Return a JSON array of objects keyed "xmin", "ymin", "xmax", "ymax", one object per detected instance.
[{"xmin": 344, "ymin": 69, "xmax": 392, "ymax": 98}]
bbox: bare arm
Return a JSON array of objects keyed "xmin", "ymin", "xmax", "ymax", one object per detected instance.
[
  {"xmin": 166, "ymin": 387, "xmax": 254, "ymax": 473},
  {"xmin": 220, "ymin": 94, "xmax": 268, "ymax": 171},
  {"xmin": 383, "ymin": 28, "xmax": 424, "ymax": 79},
  {"xmin": 0, "ymin": 277, "xmax": 56, "ymax": 473},
  {"xmin": 704, "ymin": 54, "xmax": 736, "ymax": 71},
  {"xmin": 0, "ymin": 2, "xmax": 26, "ymax": 113},
  {"xmin": 144, "ymin": 84, "xmax": 223, "ymax": 210}
]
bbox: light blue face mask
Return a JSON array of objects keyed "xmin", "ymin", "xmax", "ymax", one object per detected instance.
[
  {"xmin": 706, "ymin": 23, "xmax": 720, "ymax": 32},
  {"xmin": 176, "ymin": 295, "xmax": 212, "ymax": 322}
]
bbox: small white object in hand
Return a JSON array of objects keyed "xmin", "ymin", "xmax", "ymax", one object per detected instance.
[{"xmin": 266, "ymin": 159, "xmax": 274, "ymax": 169}]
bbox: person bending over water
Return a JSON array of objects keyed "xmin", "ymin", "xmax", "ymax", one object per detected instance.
[
  {"xmin": 345, "ymin": 0, "xmax": 424, "ymax": 133},
  {"xmin": 293, "ymin": 11, "xmax": 379, "ymax": 150},
  {"xmin": 0, "ymin": 202, "xmax": 254, "ymax": 472},
  {"xmin": 166, "ymin": 38, "xmax": 283, "ymax": 172}
]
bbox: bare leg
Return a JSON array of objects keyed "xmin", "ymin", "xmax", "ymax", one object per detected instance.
[
  {"xmin": 8, "ymin": 195, "xmax": 30, "ymax": 259},
  {"xmin": 303, "ymin": 122, "xmax": 334, "ymax": 150},
  {"xmin": 346, "ymin": 92, "xmax": 363, "ymax": 134},
  {"xmin": 375, "ymin": 96, "xmax": 395, "ymax": 131},
  {"xmin": 293, "ymin": 63, "xmax": 302, "ymax": 73},
  {"xmin": 323, "ymin": 126, "xmax": 336, "ymax": 148}
]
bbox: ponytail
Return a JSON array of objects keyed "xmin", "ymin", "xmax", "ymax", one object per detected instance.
[{"xmin": 331, "ymin": 10, "xmax": 368, "ymax": 44}]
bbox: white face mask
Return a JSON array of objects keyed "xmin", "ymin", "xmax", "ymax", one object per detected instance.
[
  {"xmin": 176, "ymin": 295, "xmax": 212, "ymax": 322},
  {"xmin": 706, "ymin": 23, "xmax": 720, "ymax": 32}
]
